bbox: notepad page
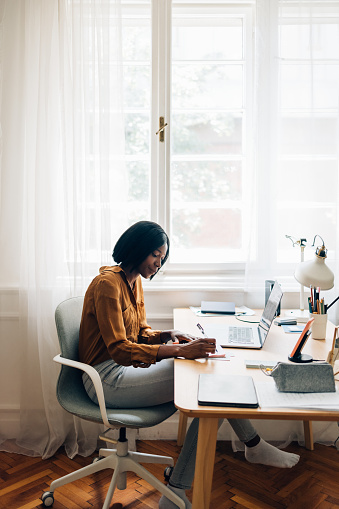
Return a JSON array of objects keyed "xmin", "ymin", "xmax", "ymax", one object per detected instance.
[{"xmin": 255, "ymin": 381, "xmax": 339, "ymax": 409}]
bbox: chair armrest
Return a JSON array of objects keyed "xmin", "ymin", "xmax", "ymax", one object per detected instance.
[{"xmin": 53, "ymin": 354, "xmax": 111, "ymax": 429}]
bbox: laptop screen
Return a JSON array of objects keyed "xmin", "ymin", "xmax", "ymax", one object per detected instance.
[{"xmin": 259, "ymin": 281, "xmax": 283, "ymax": 344}]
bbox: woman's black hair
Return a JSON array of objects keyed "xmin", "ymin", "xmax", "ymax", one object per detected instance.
[{"xmin": 112, "ymin": 221, "xmax": 170, "ymax": 277}]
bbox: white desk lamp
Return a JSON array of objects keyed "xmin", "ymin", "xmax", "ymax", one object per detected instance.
[{"xmin": 286, "ymin": 235, "xmax": 334, "ymax": 322}]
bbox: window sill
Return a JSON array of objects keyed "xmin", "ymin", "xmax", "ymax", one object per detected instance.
[
  {"xmin": 142, "ymin": 272, "xmax": 246, "ymax": 292},
  {"xmin": 142, "ymin": 273, "xmax": 300, "ymax": 293}
]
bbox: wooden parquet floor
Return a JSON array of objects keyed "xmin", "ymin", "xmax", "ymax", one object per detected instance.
[{"xmin": 0, "ymin": 440, "xmax": 338, "ymax": 509}]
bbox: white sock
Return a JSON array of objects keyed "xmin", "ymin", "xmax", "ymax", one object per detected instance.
[
  {"xmin": 159, "ymin": 484, "xmax": 192, "ymax": 509},
  {"xmin": 245, "ymin": 439, "xmax": 300, "ymax": 468}
]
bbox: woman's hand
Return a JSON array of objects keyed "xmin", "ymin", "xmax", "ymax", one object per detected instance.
[
  {"xmin": 160, "ymin": 329, "xmax": 196, "ymax": 344},
  {"xmin": 156, "ymin": 337, "xmax": 216, "ymax": 361},
  {"xmin": 177, "ymin": 337, "xmax": 216, "ymax": 359}
]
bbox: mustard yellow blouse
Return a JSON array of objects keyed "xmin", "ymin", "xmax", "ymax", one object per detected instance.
[{"xmin": 79, "ymin": 266, "xmax": 161, "ymax": 366}]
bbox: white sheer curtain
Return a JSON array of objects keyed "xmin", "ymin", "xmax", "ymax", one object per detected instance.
[
  {"xmin": 0, "ymin": 0, "xmax": 128, "ymax": 458},
  {"xmin": 246, "ymin": 0, "xmax": 339, "ymax": 295},
  {"xmin": 244, "ymin": 0, "xmax": 280, "ymax": 294}
]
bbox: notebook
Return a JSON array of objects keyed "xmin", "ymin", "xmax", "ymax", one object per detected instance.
[
  {"xmin": 198, "ymin": 374, "xmax": 259, "ymax": 407},
  {"xmin": 203, "ymin": 280, "xmax": 283, "ymax": 350}
]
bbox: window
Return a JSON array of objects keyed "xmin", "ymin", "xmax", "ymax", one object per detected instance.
[
  {"xmin": 169, "ymin": 4, "xmax": 253, "ymax": 265},
  {"xmin": 121, "ymin": 0, "xmax": 254, "ymax": 270},
  {"xmin": 80, "ymin": 0, "xmax": 339, "ymax": 281}
]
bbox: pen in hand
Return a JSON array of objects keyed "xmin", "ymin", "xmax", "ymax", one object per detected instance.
[
  {"xmin": 197, "ymin": 323, "xmax": 215, "ymax": 345},
  {"xmin": 196, "ymin": 323, "xmax": 224, "ymax": 358},
  {"xmin": 197, "ymin": 323, "xmax": 206, "ymax": 336}
]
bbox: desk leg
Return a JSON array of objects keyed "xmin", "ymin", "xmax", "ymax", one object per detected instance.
[
  {"xmin": 177, "ymin": 411, "xmax": 188, "ymax": 446},
  {"xmin": 192, "ymin": 417, "xmax": 218, "ymax": 509},
  {"xmin": 303, "ymin": 420, "xmax": 314, "ymax": 450}
]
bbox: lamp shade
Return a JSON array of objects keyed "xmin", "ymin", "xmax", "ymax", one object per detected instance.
[{"xmin": 294, "ymin": 252, "xmax": 334, "ymax": 290}]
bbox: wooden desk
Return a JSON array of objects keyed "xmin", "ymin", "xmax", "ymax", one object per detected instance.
[{"xmin": 173, "ymin": 308, "xmax": 339, "ymax": 509}]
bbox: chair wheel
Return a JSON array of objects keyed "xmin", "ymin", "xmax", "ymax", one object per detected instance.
[
  {"xmin": 41, "ymin": 491, "xmax": 54, "ymax": 507},
  {"xmin": 164, "ymin": 466, "xmax": 173, "ymax": 482}
]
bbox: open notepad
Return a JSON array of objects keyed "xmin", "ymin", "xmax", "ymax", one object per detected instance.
[{"xmin": 255, "ymin": 381, "xmax": 339, "ymax": 410}]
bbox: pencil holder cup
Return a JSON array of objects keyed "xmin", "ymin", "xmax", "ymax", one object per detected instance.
[{"xmin": 310, "ymin": 312, "xmax": 327, "ymax": 340}]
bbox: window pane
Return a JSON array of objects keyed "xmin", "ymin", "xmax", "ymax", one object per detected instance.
[
  {"xmin": 170, "ymin": 6, "xmax": 249, "ymax": 264},
  {"xmin": 171, "ymin": 208, "xmax": 242, "ymax": 264},
  {"xmin": 171, "ymin": 112, "xmax": 243, "ymax": 155},
  {"xmin": 281, "ymin": 64, "xmax": 339, "ymax": 110},
  {"xmin": 127, "ymin": 161, "xmax": 149, "ymax": 201},
  {"xmin": 280, "ymin": 116, "xmax": 338, "ymax": 155},
  {"xmin": 280, "ymin": 23, "xmax": 339, "ymax": 60},
  {"xmin": 122, "ymin": 25, "xmax": 150, "ymax": 62},
  {"xmin": 172, "ymin": 160, "xmax": 242, "ymax": 202},
  {"xmin": 277, "ymin": 160, "xmax": 338, "ymax": 203},
  {"xmin": 172, "ymin": 64, "xmax": 243, "ymax": 110},
  {"xmin": 121, "ymin": 2, "xmax": 151, "ymax": 223},
  {"xmin": 128, "ymin": 206, "xmax": 149, "ymax": 224},
  {"xmin": 123, "ymin": 65, "xmax": 151, "ymax": 108},
  {"xmin": 172, "ymin": 22, "xmax": 243, "ymax": 61},
  {"xmin": 125, "ymin": 113, "xmax": 150, "ymax": 154}
]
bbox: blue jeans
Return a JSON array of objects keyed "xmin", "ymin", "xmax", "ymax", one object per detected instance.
[{"xmin": 83, "ymin": 359, "xmax": 258, "ymax": 490}]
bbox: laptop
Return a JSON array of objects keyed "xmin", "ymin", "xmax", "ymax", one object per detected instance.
[
  {"xmin": 198, "ymin": 374, "xmax": 259, "ymax": 408},
  {"xmin": 203, "ymin": 280, "xmax": 283, "ymax": 349}
]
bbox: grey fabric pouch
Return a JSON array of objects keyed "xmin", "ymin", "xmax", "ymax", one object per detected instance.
[{"xmin": 268, "ymin": 362, "xmax": 335, "ymax": 393}]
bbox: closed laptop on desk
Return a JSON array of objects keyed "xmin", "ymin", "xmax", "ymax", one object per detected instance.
[
  {"xmin": 203, "ymin": 280, "xmax": 283, "ymax": 350},
  {"xmin": 198, "ymin": 374, "xmax": 259, "ymax": 408},
  {"xmin": 201, "ymin": 301, "xmax": 235, "ymax": 315}
]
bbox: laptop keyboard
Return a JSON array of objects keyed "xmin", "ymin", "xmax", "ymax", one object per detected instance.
[{"xmin": 228, "ymin": 326, "xmax": 254, "ymax": 344}]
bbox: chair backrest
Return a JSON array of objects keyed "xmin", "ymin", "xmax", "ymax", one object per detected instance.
[
  {"xmin": 55, "ymin": 296, "xmax": 84, "ymax": 361},
  {"xmin": 54, "ymin": 296, "xmax": 102, "ymax": 420}
]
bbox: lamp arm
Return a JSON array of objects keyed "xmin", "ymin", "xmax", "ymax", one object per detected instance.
[
  {"xmin": 312, "ymin": 234, "xmax": 325, "ymax": 247},
  {"xmin": 285, "ymin": 235, "xmax": 308, "ymax": 312},
  {"xmin": 326, "ymin": 295, "xmax": 339, "ymax": 312}
]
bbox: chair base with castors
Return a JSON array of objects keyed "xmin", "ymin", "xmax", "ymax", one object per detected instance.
[
  {"xmin": 41, "ymin": 428, "xmax": 185, "ymax": 509},
  {"xmin": 42, "ymin": 427, "xmax": 184, "ymax": 509}
]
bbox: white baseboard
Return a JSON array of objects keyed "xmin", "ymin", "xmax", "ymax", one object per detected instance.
[
  {"xmin": 0, "ymin": 404, "xmax": 20, "ymax": 438},
  {"xmin": 2, "ymin": 405, "xmax": 338, "ymax": 449}
]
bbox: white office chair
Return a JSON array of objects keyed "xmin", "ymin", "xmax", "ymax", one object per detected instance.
[{"xmin": 41, "ymin": 296, "xmax": 184, "ymax": 509}]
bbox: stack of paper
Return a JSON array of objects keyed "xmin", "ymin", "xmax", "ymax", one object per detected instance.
[{"xmin": 255, "ymin": 381, "xmax": 339, "ymax": 410}]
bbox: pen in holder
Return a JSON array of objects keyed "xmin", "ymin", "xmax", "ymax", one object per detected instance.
[{"xmin": 308, "ymin": 288, "xmax": 327, "ymax": 340}]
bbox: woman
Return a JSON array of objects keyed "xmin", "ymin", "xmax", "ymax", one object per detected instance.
[{"xmin": 79, "ymin": 221, "xmax": 299, "ymax": 509}]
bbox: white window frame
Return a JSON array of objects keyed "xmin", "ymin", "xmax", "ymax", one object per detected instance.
[{"xmin": 149, "ymin": 1, "xmax": 255, "ymax": 281}]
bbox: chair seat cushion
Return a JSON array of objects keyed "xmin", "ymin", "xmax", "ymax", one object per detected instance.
[{"xmin": 57, "ymin": 365, "xmax": 177, "ymax": 429}]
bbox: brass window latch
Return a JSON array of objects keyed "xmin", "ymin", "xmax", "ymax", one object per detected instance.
[{"xmin": 156, "ymin": 116, "xmax": 168, "ymax": 142}]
